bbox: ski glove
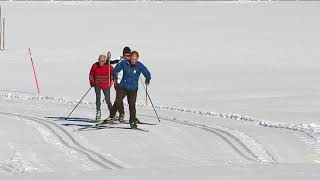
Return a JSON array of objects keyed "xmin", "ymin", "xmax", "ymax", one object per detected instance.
[{"xmin": 145, "ymin": 79, "xmax": 150, "ymax": 85}]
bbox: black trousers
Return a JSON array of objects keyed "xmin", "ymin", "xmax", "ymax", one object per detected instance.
[
  {"xmin": 94, "ymin": 86, "xmax": 112, "ymax": 112},
  {"xmin": 110, "ymin": 87, "xmax": 137, "ymax": 122},
  {"xmin": 114, "ymin": 86, "xmax": 125, "ymax": 116}
]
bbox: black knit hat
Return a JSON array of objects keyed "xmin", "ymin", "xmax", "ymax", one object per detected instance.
[{"xmin": 123, "ymin": 46, "xmax": 131, "ymax": 55}]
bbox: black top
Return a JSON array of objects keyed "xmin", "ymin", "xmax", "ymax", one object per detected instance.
[{"xmin": 110, "ymin": 59, "xmax": 121, "ymax": 65}]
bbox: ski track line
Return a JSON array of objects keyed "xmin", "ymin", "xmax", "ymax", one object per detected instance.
[
  {"xmin": 0, "ymin": 112, "xmax": 124, "ymax": 170},
  {"xmin": 136, "ymin": 113, "xmax": 277, "ymax": 164},
  {"xmin": 1, "ymin": 92, "xmax": 316, "ymax": 142},
  {"xmin": 74, "ymin": 112, "xmax": 262, "ymax": 163},
  {"xmin": 0, "ymin": 93, "xmax": 290, "ymax": 163},
  {"xmin": 165, "ymin": 118, "xmax": 260, "ymax": 162},
  {"xmin": 169, "ymin": 118, "xmax": 277, "ymax": 163},
  {"xmin": 72, "ymin": 111, "xmax": 266, "ymax": 163},
  {"xmin": 0, "ymin": 97, "xmax": 273, "ymax": 164},
  {"xmin": 212, "ymin": 124, "xmax": 278, "ymax": 163},
  {"xmin": 140, "ymin": 104, "xmax": 319, "ymax": 141}
]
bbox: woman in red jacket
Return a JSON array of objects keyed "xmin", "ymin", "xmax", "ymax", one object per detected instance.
[{"xmin": 89, "ymin": 53, "xmax": 113, "ymax": 121}]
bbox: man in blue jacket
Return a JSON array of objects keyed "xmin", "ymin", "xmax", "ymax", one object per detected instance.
[{"xmin": 103, "ymin": 51, "xmax": 151, "ymax": 128}]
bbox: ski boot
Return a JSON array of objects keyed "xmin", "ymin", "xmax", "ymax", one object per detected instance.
[
  {"xmin": 95, "ymin": 110, "xmax": 101, "ymax": 122},
  {"xmin": 101, "ymin": 117, "xmax": 114, "ymax": 124},
  {"xmin": 129, "ymin": 120, "xmax": 138, "ymax": 129},
  {"xmin": 118, "ymin": 113, "xmax": 125, "ymax": 123},
  {"xmin": 134, "ymin": 117, "xmax": 141, "ymax": 124}
]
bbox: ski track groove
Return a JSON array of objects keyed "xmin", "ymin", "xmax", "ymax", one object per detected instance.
[
  {"xmin": 0, "ymin": 95, "xmax": 279, "ymax": 164},
  {"xmin": 1, "ymin": 92, "xmax": 319, "ymax": 141},
  {"xmin": 0, "ymin": 110, "xmax": 271, "ymax": 164},
  {"xmin": 0, "ymin": 112, "xmax": 123, "ymax": 170},
  {"xmin": 170, "ymin": 118, "xmax": 277, "ymax": 163},
  {"xmin": 164, "ymin": 118, "xmax": 260, "ymax": 162},
  {"xmin": 142, "ymin": 104, "xmax": 319, "ymax": 141},
  {"xmin": 217, "ymin": 126, "xmax": 277, "ymax": 163},
  {"xmin": 75, "ymin": 114, "xmax": 263, "ymax": 163},
  {"xmin": 136, "ymin": 113, "xmax": 277, "ymax": 163}
]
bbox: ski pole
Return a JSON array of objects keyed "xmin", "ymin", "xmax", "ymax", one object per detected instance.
[
  {"xmin": 146, "ymin": 85, "xmax": 160, "ymax": 122},
  {"xmin": 140, "ymin": 78, "xmax": 160, "ymax": 122},
  {"xmin": 140, "ymin": 77, "xmax": 148, "ymax": 105},
  {"xmin": 65, "ymin": 87, "xmax": 92, "ymax": 120},
  {"xmin": 146, "ymin": 83, "xmax": 148, "ymax": 106}
]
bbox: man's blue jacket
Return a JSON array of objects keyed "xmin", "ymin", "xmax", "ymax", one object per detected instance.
[{"xmin": 113, "ymin": 60, "xmax": 151, "ymax": 92}]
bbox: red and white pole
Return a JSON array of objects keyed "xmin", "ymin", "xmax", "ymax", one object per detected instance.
[{"xmin": 28, "ymin": 48, "xmax": 40, "ymax": 96}]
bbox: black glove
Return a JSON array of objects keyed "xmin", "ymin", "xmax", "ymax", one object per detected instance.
[{"xmin": 145, "ymin": 79, "xmax": 150, "ymax": 85}]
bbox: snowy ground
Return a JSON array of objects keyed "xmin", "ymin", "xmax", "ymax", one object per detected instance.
[{"xmin": 1, "ymin": 1, "xmax": 320, "ymax": 179}]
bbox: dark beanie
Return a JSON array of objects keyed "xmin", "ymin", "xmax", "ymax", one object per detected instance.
[{"xmin": 123, "ymin": 47, "xmax": 131, "ymax": 54}]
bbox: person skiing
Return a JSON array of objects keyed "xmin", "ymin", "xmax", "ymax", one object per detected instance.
[
  {"xmin": 108, "ymin": 47, "xmax": 132, "ymax": 123},
  {"xmin": 89, "ymin": 52, "xmax": 114, "ymax": 121},
  {"xmin": 103, "ymin": 51, "xmax": 151, "ymax": 128},
  {"xmin": 109, "ymin": 46, "xmax": 131, "ymax": 65}
]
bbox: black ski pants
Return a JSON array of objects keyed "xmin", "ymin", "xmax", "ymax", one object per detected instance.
[{"xmin": 110, "ymin": 87, "xmax": 137, "ymax": 122}]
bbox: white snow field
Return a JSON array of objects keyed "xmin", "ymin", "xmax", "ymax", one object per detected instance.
[{"xmin": 1, "ymin": 1, "xmax": 320, "ymax": 179}]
